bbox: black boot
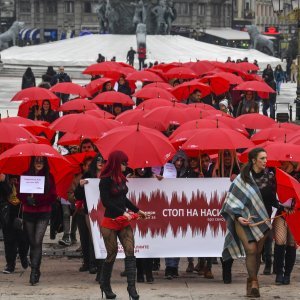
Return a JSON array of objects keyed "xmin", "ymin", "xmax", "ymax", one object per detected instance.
[
  {"xmin": 263, "ymin": 258, "xmax": 272, "ymax": 275},
  {"xmin": 29, "ymin": 267, "xmax": 39, "ymax": 286},
  {"xmin": 136, "ymin": 258, "xmax": 145, "ymax": 283},
  {"xmin": 221, "ymin": 258, "xmax": 233, "ymax": 284},
  {"xmin": 100, "ymin": 262, "xmax": 116, "ymax": 299},
  {"xmin": 144, "ymin": 258, "xmax": 154, "ymax": 283},
  {"xmin": 95, "ymin": 259, "xmax": 104, "ymax": 283},
  {"xmin": 283, "ymin": 246, "xmax": 296, "ymax": 285},
  {"xmin": 274, "ymin": 244, "xmax": 285, "ymax": 285},
  {"xmin": 125, "ymin": 256, "xmax": 139, "ymax": 300}
]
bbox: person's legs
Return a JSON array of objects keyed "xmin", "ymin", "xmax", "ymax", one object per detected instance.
[
  {"xmin": 283, "ymin": 227, "xmax": 296, "ymax": 284},
  {"xmin": 70, "ymin": 212, "xmax": 78, "ymax": 243},
  {"xmin": 85, "ymin": 214, "xmax": 97, "ymax": 274},
  {"xmin": 16, "ymin": 227, "xmax": 30, "ymax": 269},
  {"xmin": 2, "ymin": 225, "xmax": 17, "ymax": 273},
  {"xmin": 143, "ymin": 258, "xmax": 154, "ymax": 283},
  {"xmin": 186, "ymin": 257, "xmax": 194, "ymax": 272},
  {"xmin": 262, "ymin": 230, "xmax": 273, "ymax": 275},
  {"xmin": 204, "ymin": 258, "xmax": 214, "ymax": 279},
  {"xmin": 76, "ymin": 212, "xmax": 90, "ymax": 271},
  {"xmin": 262, "ymin": 100, "xmax": 270, "ymax": 117},
  {"xmin": 100, "ymin": 226, "xmax": 118, "ymax": 299},
  {"xmin": 59, "ymin": 204, "xmax": 71, "ymax": 246}
]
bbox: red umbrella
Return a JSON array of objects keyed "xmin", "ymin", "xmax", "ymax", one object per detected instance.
[
  {"xmin": 91, "ymin": 91, "xmax": 134, "ymax": 106},
  {"xmin": 146, "ymin": 68, "xmax": 168, "ymax": 81},
  {"xmin": 172, "ymin": 80, "xmax": 211, "ymax": 101},
  {"xmin": 235, "ymin": 62, "xmax": 259, "ymax": 72},
  {"xmin": 199, "ymin": 76, "xmax": 230, "ymax": 95},
  {"xmin": 50, "ymin": 82, "xmax": 90, "ymax": 98},
  {"xmin": 184, "ymin": 61, "xmax": 216, "ymax": 76},
  {"xmin": 58, "ymin": 99, "xmax": 99, "ymax": 112},
  {"xmin": 50, "ymin": 114, "xmax": 121, "ymax": 136},
  {"xmin": 153, "ymin": 62, "xmax": 183, "ymax": 72},
  {"xmin": 164, "ymin": 67, "xmax": 197, "ymax": 80},
  {"xmin": 85, "ymin": 109, "xmax": 115, "ymax": 119},
  {"xmin": 181, "ymin": 128, "xmax": 254, "ymax": 156},
  {"xmin": 143, "ymin": 82, "xmax": 173, "ymax": 91},
  {"xmin": 0, "ymin": 143, "xmax": 71, "ymax": 178},
  {"xmin": 187, "ymin": 102, "xmax": 216, "ymax": 110},
  {"xmin": 85, "ymin": 77, "xmax": 116, "ymax": 95},
  {"xmin": 11, "ymin": 87, "xmax": 59, "ymax": 102},
  {"xmin": 184, "ymin": 107, "xmax": 213, "ymax": 120},
  {"xmin": 233, "ymin": 81, "xmax": 275, "ymax": 93},
  {"xmin": 82, "ymin": 62, "xmax": 122, "ymax": 76},
  {"xmin": 95, "ymin": 125, "xmax": 176, "ymax": 169},
  {"xmin": 17, "ymin": 98, "xmax": 60, "ymax": 118},
  {"xmin": 57, "ymin": 133, "xmax": 99, "ymax": 146},
  {"xmin": 209, "ymin": 72, "xmax": 244, "ymax": 85},
  {"xmin": 126, "ymin": 70, "xmax": 164, "ymax": 82},
  {"xmin": 115, "ymin": 109, "xmax": 165, "ymax": 131},
  {"xmin": 143, "ymin": 106, "xmax": 190, "ymax": 129},
  {"xmin": 136, "ymin": 98, "xmax": 180, "ymax": 110},
  {"xmin": 271, "ymin": 123, "xmax": 300, "ymax": 131},
  {"xmin": 236, "ymin": 113, "xmax": 276, "ymax": 129},
  {"xmin": 251, "ymin": 128, "xmax": 294, "ymax": 144},
  {"xmin": 133, "ymin": 87, "xmax": 176, "ymax": 101}
]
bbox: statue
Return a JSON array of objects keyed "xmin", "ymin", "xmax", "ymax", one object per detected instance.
[
  {"xmin": 131, "ymin": 0, "xmax": 147, "ymax": 30},
  {"xmin": 151, "ymin": 0, "xmax": 167, "ymax": 35},
  {"xmin": 165, "ymin": 0, "xmax": 176, "ymax": 35},
  {"xmin": 246, "ymin": 25, "xmax": 274, "ymax": 56},
  {"xmin": 0, "ymin": 21, "xmax": 25, "ymax": 50},
  {"xmin": 105, "ymin": 0, "xmax": 119, "ymax": 33},
  {"xmin": 97, "ymin": 0, "xmax": 108, "ymax": 33}
]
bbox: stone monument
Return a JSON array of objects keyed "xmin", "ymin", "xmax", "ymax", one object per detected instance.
[{"xmin": 0, "ymin": 21, "xmax": 25, "ymax": 50}]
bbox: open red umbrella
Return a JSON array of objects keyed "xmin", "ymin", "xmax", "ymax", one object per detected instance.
[
  {"xmin": 172, "ymin": 80, "xmax": 211, "ymax": 101},
  {"xmin": 82, "ymin": 62, "xmax": 122, "ymax": 76},
  {"xmin": 50, "ymin": 114, "xmax": 121, "ymax": 136},
  {"xmin": 199, "ymin": 76, "xmax": 230, "ymax": 95},
  {"xmin": 58, "ymin": 99, "xmax": 99, "ymax": 112},
  {"xmin": 233, "ymin": 81, "xmax": 275, "ymax": 93},
  {"xmin": 57, "ymin": 133, "xmax": 99, "ymax": 146},
  {"xmin": 250, "ymin": 128, "xmax": 294, "ymax": 144},
  {"xmin": 85, "ymin": 109, "xmax": 115, "ymax": 119},
  {"xmin": 11, "ymin": 87, "xmax": 59, "ymax": 102},
  {"xmin": 209, "ymin": 72, "xmax": 243, "ymax": 85},
  {"xmin": 143, "ymin": 82, "xmax": 173, "ymax": 91},
  {"xmin": 184, "ymin": 61, "xmax": 216, "ymax": 76},
  {"xmin": 143, "ymin": 106, "xmax": 190, "ymax": 129},
  {"xmin": 271, "ymin": 123, "xmax": 300, "ymax": 131},
  {"xmin": 181, "ymin": 128, "xmax": 254, "ymax": 156},
  {"xmin": 0, "ymin": 143, "xmax": 71, "ymax": 178},
  {"xmin": 136, "ymin": 98, "xmax": 184, "ymax": 110},
  {"xmin": 187, "ymin": 102, "xmax": 216, "ymax": 110},
  {"xmin": 85, "ymin": 77, "xmax": 116, "ymax": 95},
  {"xmin": 133, "ymin": 87, "xmax": 176, "ymax": 101},
  {"xmin": 184, "ymin": 107, "xmax": 213, "ymax": 120},
  {"xmin": 153, "ymin": 62, "xmax": 183, "ymax": 72},
  {"xmin": 164, "ymin": 67, "xmax": 197, "ymax": 80},
  {"xmin": 236, "ymin": 113, "xmax": 276, "ymax": 129},
  {"xmin": 235, "ymin": 62, "xmax": 259, "ymax": 73},
  {"xmin": 50, "ymin": 82, "xmax": 90, "ymax": 98},
  {"xmin": 91, "ymin": 91, "xmax": 134, "ymax": 106},
  {"xmin": 126, "ymin": 70, "xmax": 164, "ymax": 82},
  {"xmin": 95, "ymin": 125, "xmax": 176, "ymax": 169}
]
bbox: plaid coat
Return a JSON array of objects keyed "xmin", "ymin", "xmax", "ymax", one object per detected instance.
[{"xmin": 220, "ymin": 174, "xmax": 272, "ymax": 261}]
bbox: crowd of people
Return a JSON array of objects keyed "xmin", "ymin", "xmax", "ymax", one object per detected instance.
[{"xmin": 0, "ymin": 55, "xmax": 299, "ymax": 299}]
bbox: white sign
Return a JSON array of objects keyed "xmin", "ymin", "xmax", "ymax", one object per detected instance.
[
  {"xmin": 85, "ymin": 178, "xmax": 230, "ymax": 259},
  {"xmin": 20, "ymin": 176, "xmax": 45, "ymax": 194},
  {"xmin": 162, "ymin": 163, "xmax": 177, "ymax": 178}
]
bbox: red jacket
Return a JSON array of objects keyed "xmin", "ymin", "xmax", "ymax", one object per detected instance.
[
  {"xmin": 18, "ymin": 171, "xmax": 57, "ymax": 214},
  {"xmin": 138, "ymin": 47, "xmax": 146, "ymax": 59}
]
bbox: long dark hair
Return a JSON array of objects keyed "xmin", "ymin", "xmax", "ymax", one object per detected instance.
[
  {"xmin": 241, "ymin": 147, "xmax": 266, "ymax": 184},
  {"xmin": 100, "ymin": 150, "xmax": 128, "ymax": 183},
  {"xmin": 88, "ymin": 153, "xmax": 104, "ymax": 178},
  {"xmin": 27, "ymin": 156, "xmax": 51, "ymax": 193}
]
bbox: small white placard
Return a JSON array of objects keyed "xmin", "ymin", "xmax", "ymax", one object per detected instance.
[
  {"xmin": 20, "ymin": 176, "xmax": 45, "ymax": 194},
  {"xmin": 162, "ymin": 163, "xmax": 177, "ymax": 178}
]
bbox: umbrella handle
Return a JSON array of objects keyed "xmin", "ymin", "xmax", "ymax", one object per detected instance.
[{"xmin": 248, "ymin": 212, "xmax": 287, "ymax": 227}]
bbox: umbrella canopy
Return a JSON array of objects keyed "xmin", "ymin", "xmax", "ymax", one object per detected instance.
[
  {"xmin": 85, "ymin": 109, "xmax": 115, "ymax": 119},
  {"xmin": 85, "ymin": 77, "xmax": 116, "ymax": 95},
  {"xmin": 126, "ymin": 70, "xmax": 164, "ymax": 82},
  {"xmin": 58, "ymin": 99, "xmax": 99, "ymax": 112},
  {"xmin": 91, "ymin": 91, "xmax": 134, "ymax": 106},
  {"xmin": 199, "ymin": 76, "xmax": 230, "ymax": 95},
  {"xmin": 187, "ymin": 102, "xmax": 216, "ymax": 110},
  {"xmin": 0, "ymin": 143, "xmax": 71, "ymax": 178},
  {"xmin": 95, "ymin": 125, "xmax": 176, "ymax": 169},
  {"xmin": 82, "ymin": 62, "xmax": 122, "ymax": 76},
  {"xmin": 50, "ymin": 113, "xmax": 121, "ymax": 136},
  {"xmin": 133, "ymin": 87, "xmax": 176, "ymax": 101},
  {"xmin": 236, "ymin": 113, "xmax": 276, "ymax": 129},
  {"xmin": 250, "ymin": 128, "xmax": 295, "ymax": 144},
  {"xmin": 136, "ymin": 98, "xmax": 173, "ymax": 110},
  {"xmin": 143, "ymin": 106, "xmax": 190, "ymax": 130},
  {"xmin": 164, "ymin": 67, "xmax": 197, "ymax": 80},
  {"xmin": 209, "ymin": 72, "xmax": 243, "ymax": 85},
  {"xmin": 184, "ymin": 61, "xmax": 216, "ymax": 76},
  {"xmin": 172, "ymin": 80, "xmax": 211, "ymax": 101},
  {"xmin": 271, "ymin": 123, "xmax": 300, "ymax": 131},
  {"xmin": 143, "ymin": 82, "xmax": 173, "ymax": 91},
  {"xmin": 11, "ymin": 87, "xmax": 59, "ymax": 102},
  {"xmin": 57, "ymin": 132, "xmax": 98, "ymax": 146},
  {"xmin": 184, "ymin": 107, "xmax": 213, "ymax": 120},
  {"xmin": 50, "ymin": 82, "xmax": 90, "ymax": 98},
  {"xmin": 181, "ymin": 128, "xmax": 253, "ymax": 155},
  {"xmin": 233, "ymin": 81, "xmax": 275, "ymax": 93},
  {"xmin": 235, "ymin": 62, "xmax": 260, "ymax": 72},
  {"xmin": 153, "ymin": 62, "xmax": 183, "ymax": 72}
]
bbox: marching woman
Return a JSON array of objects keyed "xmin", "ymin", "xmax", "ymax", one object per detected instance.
[
  {"xmin": 221, "ymin": 148, "xmax": 283, "ymax": 298},
  {"xmin": 18, "ymin": 156, "xmax": 57, "ymax": 285},
  {"xmin": 99, "ymin": 150, "xmax": 146, "ymax": 299}
]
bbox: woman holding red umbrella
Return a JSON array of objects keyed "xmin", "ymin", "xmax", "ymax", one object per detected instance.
[
  {"xmin": 99, "ymin": 150, "xmax": 146, "ymax": 300},
  {"xmin": 18, "ymin": 156, "xmax": 57, "ymax": 286}
]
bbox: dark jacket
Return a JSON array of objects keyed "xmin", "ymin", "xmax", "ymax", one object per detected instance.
[
  {"xmin": 22, "ymin": 75, "xmax": 36, "ymax": 90},
  {"xmin": 50, "ymin": 72, "xmax": 71, "ymax": 86}
]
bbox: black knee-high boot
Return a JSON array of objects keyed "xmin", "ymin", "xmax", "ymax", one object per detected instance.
[
  {"xmin": 274, "ymin": 244, "xmax": 285, "ymax": 285},
  {"xmin": 125, "ymin": 256, "xmax": 139, "ymax": 300},
  {"xmin": 100, "ymin": 262, "xmax": 116, "ymax": 299},
  {"xmin": 221, "ymin": 258, "xmax": 233, "ymax": 284},
  {"xmin": 283, "ymin": 246, "xmax": 296, "ymax": 285},
  {"xmin": 95, "ymin": 259, "xmax": 104, "ymax": 283}
]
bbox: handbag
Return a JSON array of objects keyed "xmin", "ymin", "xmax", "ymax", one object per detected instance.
[
  {"xmin": 13, "ymin": 205, "xmax": 23, "ymax": 231},
  {"xmin": 0, "ymin": 202, "xmax": 10, "ymax": 228}
]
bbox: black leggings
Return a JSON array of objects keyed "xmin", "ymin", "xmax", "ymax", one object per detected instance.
[
  {"xmin": 101, "ymin": 225, "xmax": 134, "ymax": 263},
  {"xmin": 24, "ymin": 215, "xmax": 50, "ymax": 268}
]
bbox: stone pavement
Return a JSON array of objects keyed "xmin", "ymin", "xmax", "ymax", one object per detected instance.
[{"xmin": 0, "ymin": 228, "xmax": 299, "ymax": 300}]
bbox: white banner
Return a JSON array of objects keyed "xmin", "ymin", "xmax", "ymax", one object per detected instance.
[{"xmin": 85, "ymin": 178, "xmax": 231, "ymax": 259}]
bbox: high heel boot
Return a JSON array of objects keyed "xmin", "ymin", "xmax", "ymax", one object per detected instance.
[
  {"xmin": 283, "ymin": 245, "xmax": 296, "ymax": 285},
  {"xmin": 274, "ymin": 244, "xmax": 285, "ymax": 285},
  {"xmin": 29, "ymin": 267, "xmax": 38, "ymax": 286},
  {"xmin": 99, "ymin": 262, "xmax": 116, "ymax": 299},
  {"xmin": 125, "ymin": 256, "xmax": 139, "ymax": 300}
]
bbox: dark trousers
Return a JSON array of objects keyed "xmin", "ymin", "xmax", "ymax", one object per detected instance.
[
  {"xmin": 2, "ymin": 223, "xmax": 29, "ymax": 267},
  {"xmin": 138, "ymin": 58, "xmax": 145, "ymax": 70},
  {"xmin": 262, "ymin": 98, "xmax": 276, "ymax": 119}
]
